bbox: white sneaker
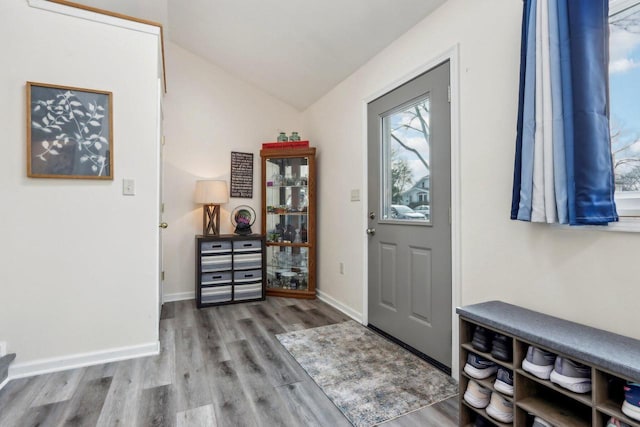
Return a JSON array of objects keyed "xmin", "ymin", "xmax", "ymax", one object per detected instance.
[
  {"xmin": 486, "ymin": 391, "xmax": 513, "ymax": 423},
  {"xmin": 463, "ymin": 380, "xmax": 491, "ymax": 409},
  {"xmin": 522, "ymin": 346, "xmax": 557, "ymax": 380}
]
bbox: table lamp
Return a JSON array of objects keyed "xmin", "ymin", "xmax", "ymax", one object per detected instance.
[{"xmin": 195, "ymin": 180, "xmax": 228, "ymax": 235}]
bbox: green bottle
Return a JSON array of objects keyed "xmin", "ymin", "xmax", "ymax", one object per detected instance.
[
  {"xmin": 290, "ymin": 132, "xmax": 301, "ymax": 141},
  {"xmin": 277, "ymin": 132, "xmax": 288, "ymax": 142}
]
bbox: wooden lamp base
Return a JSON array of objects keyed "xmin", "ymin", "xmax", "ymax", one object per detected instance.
[{"xmin": 203, "ymin": 204, "xmax": 221, "ymax": 235}]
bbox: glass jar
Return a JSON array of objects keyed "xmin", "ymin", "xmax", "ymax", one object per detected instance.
[
  {"xmin": 277, "ymin": 132, "xmax": 288, "ymax": 142},
  {"xmin": 289, "ymin": 131, "xmax": 301, "ymax": 141}
]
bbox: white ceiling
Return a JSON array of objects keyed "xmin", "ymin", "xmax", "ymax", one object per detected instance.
[{"xmin": 69, "ymin": 0, "xmax": 446, "ymax": 110}]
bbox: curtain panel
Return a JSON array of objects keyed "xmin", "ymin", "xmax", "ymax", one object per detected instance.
[{"xmin": 511, "ymin": 0, "xmax": 618, "ymax": 225}]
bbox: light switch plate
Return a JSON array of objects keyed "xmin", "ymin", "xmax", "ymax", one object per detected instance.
[
  {"xmin": 123, "ymin": 179, "xmax": 136, "ymax": 196},
  {"xmin": 350, "ymin": 189, "xmax": 360, "ymax": 202}
]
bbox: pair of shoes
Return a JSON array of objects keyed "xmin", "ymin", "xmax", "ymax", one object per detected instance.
[
  {"xmin": 549, "ymin": 357, "xmax": 591, "ymax": 393},
  {"xmin": 494, "ymin": 367, "xmax": 513, "ymax": 396},
  {"xmin": 464, "ymin": 352, "xmax": 497, "ymax": 379},
  {"xmin": 522, "ymin": 346, "xmax": 557, "ymax": 380},
  {"xmin": 532, "ymin": 416, "xmax": 553, "ymax": 427},
  {"xmin": 463, "ymin": 381, "xmax": 513, "ymax": 423},
  {"xmin": 486, "ymin": 391, "xmax": 513, "ymax": 423},
  {"xmin": 607, "ymin": 416, "xmax": 631, "ymax": 427},
  {"xmin": 622, "ymin": 382, "xmax": 640, "ymax": 421},
  {"xmin": 472, "ymin": 326, "xmax": 513, "ymax": 362},
  {"xmin": 464, "ymin": 380, "xmax": 492, "ymax": 408}
]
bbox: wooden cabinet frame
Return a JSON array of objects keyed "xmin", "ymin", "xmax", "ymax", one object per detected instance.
[{"xmin": 260, "ymin": 147, "xmax": 316, "ymax": 299}]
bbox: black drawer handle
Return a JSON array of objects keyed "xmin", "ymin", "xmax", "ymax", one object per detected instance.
[
  {"xmin": 244, "ymin": 273, "xmax": 253, "ymax": 277},
  {"xmin": 212, "ymin": 244, "xmax": 222, "ymax": 248},
  {"xmin": 243, "ymin": 243, "xmax": 252, "ymax": 247},
  {"xmin": 212, "ymin": 275, "xmax": 222, "ymax": 279}
]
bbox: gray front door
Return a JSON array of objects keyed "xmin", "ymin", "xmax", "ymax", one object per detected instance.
[{"xmin": 367, "ymin": 61, "xmax": 452, "ymax": 368}]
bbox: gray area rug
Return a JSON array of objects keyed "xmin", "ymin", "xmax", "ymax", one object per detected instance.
[{"xmin": 276, "ymin": 321, "xmax": 458, "ymax": 426}]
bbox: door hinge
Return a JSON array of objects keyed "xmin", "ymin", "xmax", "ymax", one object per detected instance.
[
  {"xmin": 447, "ymin": 85, "xmax": 451, "ymax": 103},
  {"xmin": 162, "ymin": 135, "xmax": 166, "ymax": 146},
  {"xmin": 161, "ymin": 203, "xmax": 165, "ymax": 213},
  {"xmin": 161, "ymin": 271, "xmax": 165, "ymax": 281}
]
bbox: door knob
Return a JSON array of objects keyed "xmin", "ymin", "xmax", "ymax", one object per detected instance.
[
  {"xmin": 159, "ymin": 222, "xmax": 168, "ymax": 229},
  {"xmin": 366, "ymin": 228, "xmax": 376, "ymax": 235},
  {"xmin": 369, "ymin": 211, "xmax": 376, "ymax": 220}
]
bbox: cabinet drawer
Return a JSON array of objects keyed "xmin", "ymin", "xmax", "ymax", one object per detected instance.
[
  {"xmin": 201, "ymin": 271, "xmax": 232, "ymax": 286},
  {"xmin": 201, "ymin": 285, "xmax": 232, "ymax": 304},
  {"xmin": 234, "ymin": 283, "xmax": 263, "ymax": 301},
  {"xmin": 233, "ymin": 240, "xmax": 262, "ymax": 252},
  {"xmin": 234, "ymin": 269, "xmax": 262, "ymax": 283},
  {"xmin": 201, "ymin": 254, "xmax": 232, "ymax": 272},
  {"xmin": 200, "ymin": 240, "xmax": 232, "ymax": 254},
  {"xmin": 234, "ymin": 253, "xmax": 262, "ymax": 270}
]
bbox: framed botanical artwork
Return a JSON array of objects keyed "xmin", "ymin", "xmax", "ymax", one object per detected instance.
[{"xmin": 26, "ymin": 82, "xmax": 113, "ymax": 179}]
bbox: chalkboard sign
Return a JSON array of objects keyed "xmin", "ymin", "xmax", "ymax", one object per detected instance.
[{"xmin": 230, "ymin": 152, "xmax": 254, "ymax": 198}]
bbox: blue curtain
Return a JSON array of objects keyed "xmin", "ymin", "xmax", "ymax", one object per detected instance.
[{"xmin": 511, "ymin": 0, "xmax": 618, "ymax": 225}]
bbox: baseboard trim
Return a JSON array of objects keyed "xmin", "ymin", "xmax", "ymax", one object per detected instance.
[
  {"xmin": 163, "ymin": 291, "xmax": 195, "ymax": 303},
  {"xmin": 316, "ymin": 290, "xmax": 363, "ymax": 323},
  {"xmin": 9, "ymin": 341, "xmax": 159, "ymax": 379}
]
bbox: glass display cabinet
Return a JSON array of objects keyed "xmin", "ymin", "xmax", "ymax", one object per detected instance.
[{"xmin": 260, "ymin": 146, "xmax": 316, "ymax": 299}]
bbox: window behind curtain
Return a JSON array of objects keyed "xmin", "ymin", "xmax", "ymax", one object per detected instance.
[{"xmin": 610, "ymin": 0, "xmax": 640, "ymax": 216}]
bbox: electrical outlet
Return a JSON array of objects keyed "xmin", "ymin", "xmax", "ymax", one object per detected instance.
[
  {"xmin": 123, "ymin": 179, "xmax": 136, "ymax": 196},
  {"xmin": 350, "ymin": 189, "xmax": 360, "ymax": 202},
  {"xmin": 339, "ymin": 262, "xmax": 344, "ymax": 275}
]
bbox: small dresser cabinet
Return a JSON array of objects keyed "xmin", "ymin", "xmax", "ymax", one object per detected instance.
[{"xmin": 195, "ymin": 234, "xmax": 266, "ymax": 308}]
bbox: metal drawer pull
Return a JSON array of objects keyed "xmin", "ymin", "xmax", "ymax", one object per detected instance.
[
  {"xmin": 245, "ymin": 273, "xmax": 253, "ymax": 277},
  {"xmin": 213, "ymin": 275, "xmax": 222, "ymax": 279},
  {"xmin": 243, "ymin": 243, "xmax": 252, "ymax": 247}
]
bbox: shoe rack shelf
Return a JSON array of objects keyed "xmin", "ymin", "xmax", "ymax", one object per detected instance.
[{"xmin": 457, "ymin": 301, "xmax": 640, "ymax": 427}]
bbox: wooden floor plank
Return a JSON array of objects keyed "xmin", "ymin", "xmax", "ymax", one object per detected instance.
[
  {"xmin": 59, "ymin": 376, "xmax": 112, "ymax": 426},
  {"xmin": 236, "ymin": 317, "xmax": 303, "ymax": 386},
  {"xmin": 176, "ymin": 403, "xmax": 217, "ymax": 427},
  {"xmin": 18, "ymin": 401, "xmax": 68, "ymax": 427},
  {"xmin": 274, "ymin": 381, "xmax": 352, "ymax": 427},
  {"xmin": 95, "ymin": 357, "xmax": 144, "ymax": 427},
  {"xmin": 225, "ymin": 339, "xmax": 297, "ymax": 427},
  {"xmin": 205, "ymin": 358, "xmax": 258, "ymax": 427},
  {"xmin": 142, "ymin": 318, "xmax": 175, "ymax": 389},
  {"xmin": 246, "ymin": 304, "xmax": 286, "ymax": 335},
  {"xmin": 210, "ymin": 305, "xmax": 246, "ymax": 343},
  {"xmin": 174, "ymin": 326, "xmax": 212, "ymax": 413},
  {"xmin": 137, "ymin": 384, "xmax": 176, "ymax": 427},
  {"xmin": 32, "ymin": 368, "xmax": 85, "ymax": 406},
  {"xmin": 380, "ymin": 396, "xmax": 458, "ymax": 426},
  {"xmin": 195, "ymin": 309, "xmax": 231, "ymax": 362},
  {"xmin": 0, "ymin": 297, "xmax": 459, "ymax": 426},
  {"xmin": 160, "ymin": 302, "xmax": 176, "ymax": 320}
]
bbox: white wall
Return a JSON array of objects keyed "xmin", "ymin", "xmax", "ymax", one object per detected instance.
[
  {"xmin": 305, "ymin": 0, "xmax": 640, "ymax": 342},
  {"xmin": 0, "ymin": 2, "xmax": 160, "ymax": 368},
  {"xmin": 162, "ymin": 42, "xmax": 303, "ymax": 299}
]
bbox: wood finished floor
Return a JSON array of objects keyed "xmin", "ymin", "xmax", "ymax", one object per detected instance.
[{"xmin": 0, "ymin": 297, "xmax": 459, "ymax": 427}]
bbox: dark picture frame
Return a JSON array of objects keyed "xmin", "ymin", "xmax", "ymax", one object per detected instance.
[
  {"xmin": 230, "ymin": 151, "xmax": 254, "ymax": 198},
  {"xmin": 27, "ymin": 82, "xmax": 113, "ymax": 179}
]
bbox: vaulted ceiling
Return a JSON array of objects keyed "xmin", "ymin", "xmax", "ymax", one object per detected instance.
[{"xmin": 68, "ymin": 0, "xmax": 446, "ymax": 110}]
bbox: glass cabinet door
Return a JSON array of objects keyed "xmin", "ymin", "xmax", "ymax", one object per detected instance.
[{"xmin": 264, "ymin": 156, "xmax": 309, "ymax": 291}]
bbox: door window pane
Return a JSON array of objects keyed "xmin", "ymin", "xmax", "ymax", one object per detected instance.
[{"xmin": 381, "ymin": 96, "xmax": 431, "ymax": 222}]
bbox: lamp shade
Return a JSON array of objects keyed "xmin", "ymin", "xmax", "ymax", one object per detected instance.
[{"xmin": 195, "ymin": 180, "xmax": 228, "ymax": 204}]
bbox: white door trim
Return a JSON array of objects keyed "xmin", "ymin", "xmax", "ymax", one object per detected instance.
[{"xmin": 361, "ymin": 44, "xmax": 461, "ymax": 379}]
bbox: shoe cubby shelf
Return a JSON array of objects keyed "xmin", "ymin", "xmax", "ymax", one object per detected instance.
[{"xmin": 457, "ymin": 301, "xmax": 640, "ymax": 427}]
